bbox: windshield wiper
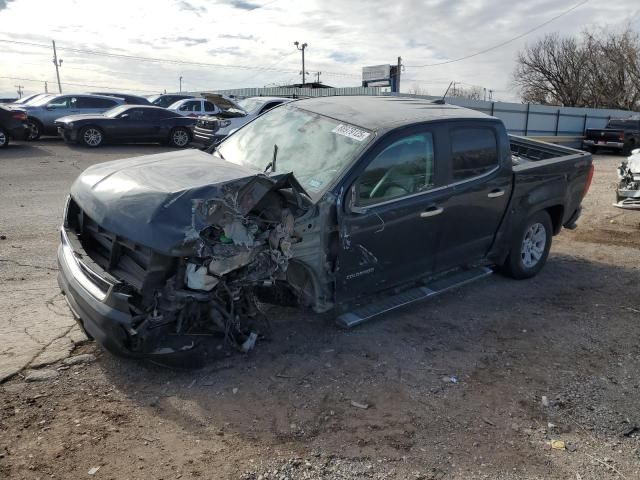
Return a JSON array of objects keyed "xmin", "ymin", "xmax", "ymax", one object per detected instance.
[{"xmin": 264, "ymin": 144, "xmax": 278, "ymax": 174}]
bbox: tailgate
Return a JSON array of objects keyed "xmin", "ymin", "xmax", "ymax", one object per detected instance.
[{"xmin": 585, "ymin": 129, "xmax": 623, "ymax": 142}]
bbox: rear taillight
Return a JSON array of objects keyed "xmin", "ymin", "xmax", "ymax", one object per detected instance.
[
  {"xmin": 582, "ymin": 164, "xmax": 595, "ymax": 198},
  {"xmin": 619, "ymin": 132, "xmax": 625, "ymax": 141},
  {"xmin": 12, "ymin": 112, "xmax": 27, "ymax": 121}
]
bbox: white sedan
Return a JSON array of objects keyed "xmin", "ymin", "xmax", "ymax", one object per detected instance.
[{"xmin": 167, "ymin": 98, "xmax": 221, "ymax": 117}]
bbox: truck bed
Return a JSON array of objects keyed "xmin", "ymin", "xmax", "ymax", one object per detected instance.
[
  {"xmin": 509, "ymin": 135, "xmax": 590, "ymax": 172},
  {"xmin": 507, "ymin": 135, "xmax": 593, "ymax": 231}
]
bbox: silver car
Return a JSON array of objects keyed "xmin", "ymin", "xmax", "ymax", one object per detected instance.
[{"xmin": 22, "ymin": 94, "xmax": 124, "ymax": 139}]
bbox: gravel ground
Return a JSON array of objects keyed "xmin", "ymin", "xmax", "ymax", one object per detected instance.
[{"xmin": 1, "ymin": 140, "xmax": 639, "ymax": 479}]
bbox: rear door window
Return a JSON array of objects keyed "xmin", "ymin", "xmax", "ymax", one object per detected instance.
[
  {"xmin": 75, "ymin": 97, "xmax": 118, "ymax": 109},
  {"xmin": 203, "ymin": 101, "xmax": 217, "ymax": 112},
  {"xmin": 179, "ymin": 100, "xmax": 201, "ymax": 112},
  {"xmin": 449, "ymin": 127, "xmax": 498, "ymax": 181},
  {"xmin": 47, "ymin": 97, "xmax": 71, "ymax": 109}
]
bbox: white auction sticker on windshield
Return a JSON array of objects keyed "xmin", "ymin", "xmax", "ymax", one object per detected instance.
[{"xmin": 332, "ymin": 124, "xmax": 370, "ymax": 141}]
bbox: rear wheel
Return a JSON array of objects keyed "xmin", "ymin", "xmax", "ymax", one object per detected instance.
[
  {"xmin": 501, "ymin": 210, "xmax": 553, "ymax": 279},
  {"xmin": 168, "ymin": 127, "xmax": 190, "ymax": 148},
  {"xmin": 26, "ymin": 118, "xmax": 42, "ymax": 140},
  {"xmin": 0, "ymin": 127, "xmax": 8, "ymax": 148}
]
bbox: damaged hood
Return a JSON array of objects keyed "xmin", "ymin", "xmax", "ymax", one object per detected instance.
[{"xmin": 70, "ymin": 149, "xmax": 308, "ymax": 255}]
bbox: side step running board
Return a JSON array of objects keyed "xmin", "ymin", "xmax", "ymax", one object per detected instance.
[{"xmin": 336, "ymin": 266, "xmax": 493, "ymax": 329}]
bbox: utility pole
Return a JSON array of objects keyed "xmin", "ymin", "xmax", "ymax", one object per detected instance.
[
  {"xmin": 483, "ymin": 88, "xmax": 487, "ymax": 101},
  {"xmin": 52, "ymin": 40, "xmax": 63, "ymax": 93},
  {"xmin": 396, "ymin": 56, "xmax": 402, "ymax": 93},
  {"xmin": 315, "ymin": 71, "xmax": 321, "ymax": 83},
  {"xmin": 489, "ymin": 89, "xmax": 494, "ymax": 101},
  {"xmin": 294, "ymin": 41, "xmax": 308, "ymax": 84},
  {"xmin": 15, "ymin": 85, "xmax": 24, "ymax": 98},
  {"xmin": 44, "ymin": 81, "xmax": 48, "ymax": 93},
  {"xmin": 179, "ymin": 76, "xmax": 183, "ymax": 92}
]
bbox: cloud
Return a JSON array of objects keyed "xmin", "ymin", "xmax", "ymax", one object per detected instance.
[
  {"xmin": 208, "ymin": 46, "xmax": 243, "ymax": 56},
  {"xmin": 162, "ymin": 36, "xmax": 209, "ymax": 47},
  {"xmin": 329, "ymin": 51, "xmax": 359, "ymax": 64},
  {"xmin": 0, "ymin": 0, "xmax": 14, "ymax": 11},
  {"xmin": 176, "ymin": 0, "xmax": 206, "ymax": 13},
  {"xmin": 218, "ymin": 34, "xmax": 257, "ymax": 41},
  {"xmin": 227, "ymin": 0, "xmax": 261, "ymax": 10}
]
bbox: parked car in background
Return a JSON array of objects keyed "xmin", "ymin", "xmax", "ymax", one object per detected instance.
[
  {"xmin": 193, "ymin": 96, "xmax": 292, "ymax": 147},
  {"xmin": 0, "ymin": 105, "xmax": 30, "ymax": 148},
  {"xmin": 147, "ymin": 94, "xmax": 195, "ymax": 108},
  {"xmin": 21, "ymin": 94, "xmax": 125, "ymax": 140},
  {"xmin": 2, "ymin": 93, "xmax": 52, "ymax": 108},
  {"xmin": 168, "ymin": 98, "xmax": 221, "ymax": 117},
  {"xmin": 90, "ymin": 92, "xmax": 151, "ymax": 105},
  {"xmin": 583, "ymin": 117, "xmax": 640, "ymax": 155},
  {"xmin": 2, "ymin": 93, "xmax": 41, "ymax": 106},
  {"xmin": 54, "ymin": 105, "xmax": 196, "ymax": 148},
  {"xmin": 614, "ymin": 148, "xmax": 640, "ymax": 210},
  {"xmin": 57, "ymin": 96, "xmax": 593, "ymax": 359}
]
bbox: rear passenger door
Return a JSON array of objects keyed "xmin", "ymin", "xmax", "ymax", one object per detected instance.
[{"xmin": 435, "ymin": 124, "xmax": 511, "ymax": 271}]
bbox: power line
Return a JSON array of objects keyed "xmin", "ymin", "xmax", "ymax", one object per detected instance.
[
  {"xmin": 0, "ymin": 38, "xmax": 361, "ymax": 79},
  {"xmin": 405, "ymin": 0, "xmax": 590, "ymax": 68},
  {"xmin": 0, "ymin": 75, "xmax": 154, "ymax": 93}
]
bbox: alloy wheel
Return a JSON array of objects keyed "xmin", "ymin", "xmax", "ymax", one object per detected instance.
[
  {"xmin": 520, "ymin": 222, "xmax": 546, "ymax": 268},
  {"xmin": 83, "ymin": 128, "xmax": 102, "ymax": 147},
  {"xmin": 173, "ymin": 129, "xmax": 189, "ymax": 147}
]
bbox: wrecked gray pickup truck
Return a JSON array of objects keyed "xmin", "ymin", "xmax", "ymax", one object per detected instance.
[
  {"xmin": 58, "ymin": 96, "xmax": 593, "ymax": 362},
  {"xmin": 615, "ymin": 148, "xmax": 640, "ymax": 209}
]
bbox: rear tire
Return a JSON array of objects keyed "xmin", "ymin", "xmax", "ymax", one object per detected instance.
[
  {"xmin": 168, "ymin": 127, "xmax": 191, "ymax": 148},
  {"xmin": 26, "ymin": 118, "xmax": 42, "ymax": 140},
  {"xmin": 501, "ymin": 210, "xmax": 553, "ymax": 280},
  {"xmin": 0, "ymin": 127, "xmax": 8, "ymax": 148},
  {"xmin": 79, "ymin": 126, "xmax": 104, "ymax": 148}
]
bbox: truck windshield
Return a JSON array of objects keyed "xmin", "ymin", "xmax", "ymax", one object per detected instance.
[{"xmin": 217, "ymin": 105, "xmax": 373, "ymax": 197}]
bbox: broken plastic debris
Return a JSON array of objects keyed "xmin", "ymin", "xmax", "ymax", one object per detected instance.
[
  {"xmin": 550, "ymin": 440, "xmax": 566, "ymax": 450},
  {"xmin": 241, "ymin": 332, "xmax": 258, "ymax": 353},
  {"xmin": 350, "ymin": 400, "xmax": 369, "ymax": 409},
  {"xmin": 185, "ymin": 263, "xmax": 219, "ymax": 291},
  {"xmin": 442, "ymin": 375, "xmax": 458, "ymax": 384},
  {"xmin": 88, "ymin": 466, "xmax": 101, "ymax": 475},
  {"xmin": 541, "ymin": 395, "xmax": 550, "ymax": 407}
]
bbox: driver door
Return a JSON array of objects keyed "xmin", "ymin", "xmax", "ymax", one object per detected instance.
[{"xmin": 336, "ymin": 126, "xmax": 448, "ymax": 302}]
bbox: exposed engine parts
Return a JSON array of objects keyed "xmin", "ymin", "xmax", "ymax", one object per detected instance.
[{"xmin": 615, "ymin": 149, "xmax": 640, "ymax": 210}]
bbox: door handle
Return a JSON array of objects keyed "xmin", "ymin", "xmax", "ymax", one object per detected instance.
[
  {"xmin": 420, "ymin": 206, "xmax": 444, "ymax": 218},
  {"xmin": 488, "ymin": 189, "xmax": 505, "ymax": 198}
]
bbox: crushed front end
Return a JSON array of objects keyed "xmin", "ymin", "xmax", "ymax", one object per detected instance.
[
  {"xmin": 57, "ymin": 173, "xmax": 311, "ymax": 361},
  {"xmin": 614, "ymin": 149, "xmax": 640, "ymax": 210}
]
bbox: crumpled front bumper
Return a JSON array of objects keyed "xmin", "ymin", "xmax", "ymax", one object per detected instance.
[{"xmin": 57, "ymin": 227, "xmax": 137, "ymax": 357}]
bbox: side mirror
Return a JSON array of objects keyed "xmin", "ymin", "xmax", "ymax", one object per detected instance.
[
  {"xmin": 45, "ymin": 105, "xmax": 55, "ymax": 110},
  {"xmin": 347, "ymin": 184, "xmax": 367, "ymax": 215}
]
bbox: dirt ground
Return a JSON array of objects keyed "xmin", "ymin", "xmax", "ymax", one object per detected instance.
[{"xmin": 1, "ymin": 141, "xmax": 639, "ymax": 480}]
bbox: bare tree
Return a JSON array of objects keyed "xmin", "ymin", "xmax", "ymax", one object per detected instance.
[
  {"xmin": 408, "ymin": 83, "xmax": 429, "ymax": 96},
  {"xmin": 513, "ymin": 28, "xmax": 640, "ymax": 110}
]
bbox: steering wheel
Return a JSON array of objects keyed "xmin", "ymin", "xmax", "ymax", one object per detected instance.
[{"xmin": 370, "ymin": 167, "xmax": 401, "ymax": 199}]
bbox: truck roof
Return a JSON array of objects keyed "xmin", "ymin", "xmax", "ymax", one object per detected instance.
[{"xmin": 293, "ymin": 95, "xmax": 494, "ymax": 132}]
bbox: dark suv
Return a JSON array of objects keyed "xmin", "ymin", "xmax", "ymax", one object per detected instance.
[{"xmin": 0, "ymin": 106, "xmax": 30, "ymax": 147}]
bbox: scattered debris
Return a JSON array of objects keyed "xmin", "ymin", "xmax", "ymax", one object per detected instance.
[
  {"xmin": 62, "ymin": 354, "xmax": 96, "ymax": 365},
  {"xmin": 148, "ymin": 396, "xmax": 160, "ymax": 407},
  {"xmin": 541, "ymin": 395, "xmax": 550, "ymax": 407},
  {"xmin": 550, "ymin": 440, "xmax": 566, "ymax": 450},
  {"xmin": 621, "ymin": 425, "xmax": 639, "ymax": 437},
  {"xmin": 88, "ymin": 466, "xmax": 101, "ymax": 475},
  {"xmin": 482, "ymin": 417, "xmax": 495, "ymax": 427},
  {"xmin": 24, "ymin": 369, "xmax": 59, "ymax": 382},
  {"xmin": 441, "ymin": 375, "xmax": 458, "ymax": 384},
  {"xmin": 232, "ymin": 387, "xmax": 238, "ymax": 395},
  {"xmin": 350, "ymin": 400, "xmax": 369, "ymax": 410},
  {"xmin": 0, "ymin": 235, "xmax": 6, "ymax": 240},
  {"xmin": 240, "ymin": 332, "xmax": 258, "ymax": 353},
  {"xmin": 566, "ymin": 442, "xmax": 578, "ymax": 453}
]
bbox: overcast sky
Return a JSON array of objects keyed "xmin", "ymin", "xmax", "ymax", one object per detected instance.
[{"xmin": 0, "ymin": 0, "xmax": 639, "ymax": 101}]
